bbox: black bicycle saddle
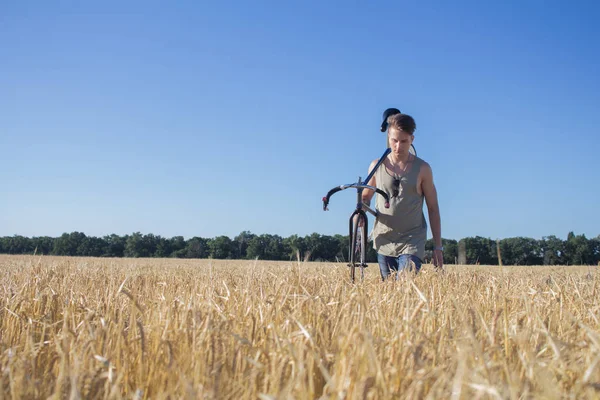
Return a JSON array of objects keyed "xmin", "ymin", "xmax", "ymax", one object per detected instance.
[{"xmin": 380, "ymin": 107, "xmax": 401, "ymax": 132}]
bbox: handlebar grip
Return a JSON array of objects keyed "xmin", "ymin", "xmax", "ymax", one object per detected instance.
[
  {"xmin": 374, "ymin": 188, "xmax": 390, "ymax": 207},
  {"xmin": 323, "ymin": 187, "xmax": 343, "ymax": 210}
]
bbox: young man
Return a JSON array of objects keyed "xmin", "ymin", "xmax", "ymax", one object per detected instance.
[{"xmin": 362, "ymin": 112, "xmax": 443, "ymax": 279}]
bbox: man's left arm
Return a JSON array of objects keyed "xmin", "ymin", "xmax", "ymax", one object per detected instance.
[{"xmin": 421, "ymin": 163, "xmax": 443, "ymax": 268}]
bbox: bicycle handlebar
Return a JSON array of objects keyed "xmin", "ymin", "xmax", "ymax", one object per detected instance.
[{"xmin": 322, "ymin": 183, "xmax": 390, "ymax": 211}]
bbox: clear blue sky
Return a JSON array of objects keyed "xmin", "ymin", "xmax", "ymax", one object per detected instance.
[{"xmin": 1, "ymin": 1, "xmax": 599, "ymax": 241}]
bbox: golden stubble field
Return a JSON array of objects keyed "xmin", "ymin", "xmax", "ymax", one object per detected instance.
[{"xmin": 1, "ymin": 255, "xmax": 599, "ymax": 399}]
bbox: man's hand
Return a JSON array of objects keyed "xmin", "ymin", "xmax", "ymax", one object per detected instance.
[
  {"xmin": 433, "ymin": 249, "xmax": 444, "ymax": 270},
  {"xmin": 421, "ymin": 162, "xmax": 444, "ymax": 272}
]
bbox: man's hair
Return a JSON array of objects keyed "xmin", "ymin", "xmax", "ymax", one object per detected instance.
[{"xmin": 387, "ymin": 113, "xmax": 416, "ymax": 135}]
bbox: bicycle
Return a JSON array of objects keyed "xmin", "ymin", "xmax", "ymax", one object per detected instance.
[{"xmin": 322, "ymin": 108, "xmax": 417, "ymax": 283}]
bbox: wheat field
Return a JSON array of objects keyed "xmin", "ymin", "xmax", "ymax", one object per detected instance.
[{"xmin": 1, "ymin": 255, "xmax": 599, "ymax": 399}]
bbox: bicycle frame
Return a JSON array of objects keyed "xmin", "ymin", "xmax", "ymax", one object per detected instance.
[
  {"xmin": 322, "ymin": 148, "xmax": 392, "ymax": 282},
  {"xmin": 322, "ymin": 144, "xmax": 417, "ymax": 282}
]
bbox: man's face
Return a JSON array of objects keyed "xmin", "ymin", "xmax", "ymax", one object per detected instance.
[{"xmin": 388, "ymin": 127, "xmax": 414, "ymax": 158}]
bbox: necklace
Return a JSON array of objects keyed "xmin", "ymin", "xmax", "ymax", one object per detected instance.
[{"xmin": 389, "ymin": 154, "xmax": 411, "ymax": 179}]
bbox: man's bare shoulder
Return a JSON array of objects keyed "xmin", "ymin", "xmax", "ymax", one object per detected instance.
[
  {"xmin": 368, "ymin": 159, "xmax": 379, "ymax": 173},
  {"xmin": 416, "ymin": 157, "xmax": 434, "ymax": 185},
  {"xmin": 416, "ymin": 156, "xmax": 432, "ymax": 172}
]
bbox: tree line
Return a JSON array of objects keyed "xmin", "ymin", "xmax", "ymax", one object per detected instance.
[{"xmin": 0, "ymin": 231, "xmax": 598, "ymax": 265}]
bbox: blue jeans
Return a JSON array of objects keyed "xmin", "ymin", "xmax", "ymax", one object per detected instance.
[{"xmin": 377, "ymin": 253, "xmax": 423, "ymax": 280}]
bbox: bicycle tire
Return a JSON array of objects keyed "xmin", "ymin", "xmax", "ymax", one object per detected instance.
[
  {"xmin": 359, "ymin": 214, "xmax": 367, "ymax": 281},
  {"xmin": 349, "ymin": 216, "xmax": 359, "ymax": 283},
  {"xmin": 357, "ymin": 224, "xmax": 366, "ymax": 281},
  {"xmin": 349, "ymin": 213, "xmax": 368, "ymax": 283}
]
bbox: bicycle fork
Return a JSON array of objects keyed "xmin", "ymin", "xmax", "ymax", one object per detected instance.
[{"xmin": 348, "ymin": 180, "xmax": 369, "ymax": 282}]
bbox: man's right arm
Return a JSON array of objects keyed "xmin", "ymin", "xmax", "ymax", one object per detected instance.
[{"xmin": 361, "ymin": 159, "xmax": 378, "ymax": 206}]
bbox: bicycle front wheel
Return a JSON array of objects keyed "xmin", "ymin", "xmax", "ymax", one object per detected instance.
[{"xmin": 349, "ymin": 212, "xmax": 368, "ymax": 283}]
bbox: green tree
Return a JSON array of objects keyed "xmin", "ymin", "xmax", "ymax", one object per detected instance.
[
  {"xmin": 283, "ymin": 234, "xmax": 307, "ymax": 260},
  {"xmin": 124, "ymin": 232, "xmax": 146, "ymax": 257},
  {"xmin": 31, "ymin": 236, "xmax": 54, "ymax": 255},
  {"xmin": 77, "ymin": 236, "xmax": 107, "ymax": 257},
  {"xmin": 1, "ymin": 235, "xmax": 34, "ymax": 254},
  {"xmin": 154, "ymin": 236, "xmax": 172, "ymax": 258},
  {"xmin": 169, "ymin": 236, "xmax": 187, "ymax": 258},
  {"xmin": 499, "ymin": 237, "xmax": 542, "ymax": 265},
  {"xmin": 245, "ymin": 234, "xmax": 288, "ymax": 260},
  {"xmin": 209, "ymin": 236, "xmax": 233, "ymax": 259},
  {"xmin": 247, "ymin": 234, "xmax": 269, "ymax": 260},
  {"xmin": 442, "ymin": 239, "xmax": 458, "ymax": 264},
  {"xmin": 53, "ymin": 232, "xmax": 87, "ymax": 256},
  {"xmin": 591, "ymin": 236, "xmax": 600, "ymax": 264},
  {"xmin": 233, "ymin": 231, "xmax": 255, "ymax": 259},
  {"xmin": 265, "ymin": 234, "xmax": 286, "ymax": 260},
  {"xmin": 540, "ymin": 235, "xmax": 564, "ymax": 265},
  {"xmin": 315, "ymin": 234, "xmax": 340, "ymax": 261},
  {"xmin": 304, "ymin": 233, "xmax": 325, "ymax": 261},
  {"xmin": 459, "ymin": 236, "xmax": 497, "ymax": 265},
  {"xmin": 141, "ymin": 234, "xmax": 159, "ymax": 257},
  {"xmin": 565, "ymin": 232, "xmax": 593, "ymax": 265},
  {"xmin": 333, "ymin": 234, "xmax": 348, "ymax": 262},
  {"xmin": 184, "ymin": 237, "xmax": 210, "ymax": 258},
  {"xmin": 104, "ymin": 234, "xmax": 127, "ymax": 257}
]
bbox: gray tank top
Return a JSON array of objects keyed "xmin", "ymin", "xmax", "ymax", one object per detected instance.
[{"xmin": 372, "ymin": 156, "xmax": 427, "ymax": 260}]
